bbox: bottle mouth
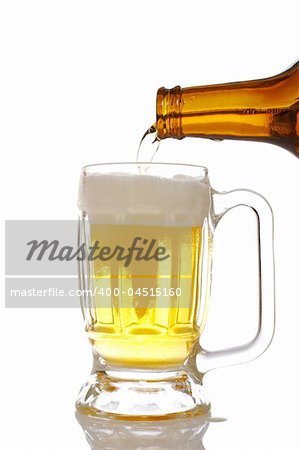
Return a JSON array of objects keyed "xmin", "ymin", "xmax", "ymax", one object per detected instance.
[{"xmin": 156, "ymin": 86, "xmax": 183, "ymax": 140}]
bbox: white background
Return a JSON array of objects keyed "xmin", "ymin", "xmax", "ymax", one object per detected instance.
[{"xmin": 1, "ymin": 0, "xmax": 299, "ymax": 449}]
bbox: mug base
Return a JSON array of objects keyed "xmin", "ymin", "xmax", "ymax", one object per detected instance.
[{"xmin": 75, "ymin": 370, "xmax": 210, "ymax": 419}]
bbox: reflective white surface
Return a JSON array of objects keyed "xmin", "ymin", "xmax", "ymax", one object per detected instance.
[{"xmin": 76, "ymin": 411, "xmax": 213, "ymax": 450}]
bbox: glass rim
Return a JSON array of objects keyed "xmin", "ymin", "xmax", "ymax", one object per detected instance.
[{"xmin": 82, "ymin": 161, "xmax": 208, "ymax": 174}]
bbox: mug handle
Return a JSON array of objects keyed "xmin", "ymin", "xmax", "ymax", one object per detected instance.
[{"xmin": 196, "ymin": 189, "xmax": 275, "ymax": 374}]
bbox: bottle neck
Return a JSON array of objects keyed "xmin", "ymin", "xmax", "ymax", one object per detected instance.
[
  {"xmin": 155, "ymin": 62, "xmax": 299, "ymax": 154},
  {"xmin": 156, "ymin": 86, "xmax": 183, "ymax": 139}
]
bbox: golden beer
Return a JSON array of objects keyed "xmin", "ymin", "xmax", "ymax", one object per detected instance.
[
  {"xmin": 79, "ymin": 168, "xmax": 211, "ymax": 369},
  {"xmin": 87, "ymin": 223, "xmax": 207, "ymax": 368}
]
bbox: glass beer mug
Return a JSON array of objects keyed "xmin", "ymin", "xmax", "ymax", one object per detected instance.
[{"xmin": 76, "ymin": 162, "xmax": 275, "ymax": 418}]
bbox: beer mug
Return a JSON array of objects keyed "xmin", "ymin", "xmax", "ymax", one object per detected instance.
[{"xmin": 76, "ymin": 162, "xmax": 275, "ymax": 418}]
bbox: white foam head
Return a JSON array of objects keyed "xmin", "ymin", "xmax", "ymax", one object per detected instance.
[{"xmin": 78, "ymin": 172, "xmax": 210, "ymax": 226}]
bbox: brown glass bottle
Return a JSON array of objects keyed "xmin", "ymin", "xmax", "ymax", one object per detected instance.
[{"xmin": 156, "ymin": 61, "xmax": 299, "ymax": 155}]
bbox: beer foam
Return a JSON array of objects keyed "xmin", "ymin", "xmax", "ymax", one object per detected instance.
[{"xmin": 78, "ymin": 172, "xmax": 210, "ymax": 226}]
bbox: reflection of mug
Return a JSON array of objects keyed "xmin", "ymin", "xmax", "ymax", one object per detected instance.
[
  {"xmin": 76, "ymin": 410, "xmax": 211, "ymax": 450},
  {"xmin": 76, "ymin": 163, "xmax": 275, "ymax": 418}
]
